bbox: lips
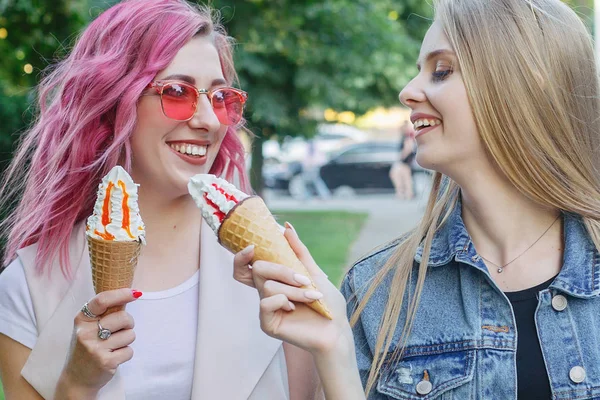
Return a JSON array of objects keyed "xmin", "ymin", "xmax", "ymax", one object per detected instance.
[
  {"xmin": 410, "ymin": 113, "xmax": 443, "ymax": 138},
  {"xmin": 166, "ymin": 140, "xmax": 210, "ymax": 166}
]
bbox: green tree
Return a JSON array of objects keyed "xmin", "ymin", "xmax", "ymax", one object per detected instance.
[
  {"xmin": 199, "ymin": 0, "xmax": 432, "ymax": 195},
  {"xmin": 0, "ymin": 0, "xmax": 87, "ymax": 171}
]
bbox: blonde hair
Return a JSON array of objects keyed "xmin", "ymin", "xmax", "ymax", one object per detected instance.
[{"xmin": 353, "ymin": 0, "xmax": 600, "ymax": 395}]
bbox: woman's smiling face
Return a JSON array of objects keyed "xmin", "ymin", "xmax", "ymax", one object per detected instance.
[
  {"xmin": 399, "ymin": 21, "xmax": 485, "ymax": 177},
  {"xmin": 130, "ymin": 35, "xmax": 229, "ymax": 198}
]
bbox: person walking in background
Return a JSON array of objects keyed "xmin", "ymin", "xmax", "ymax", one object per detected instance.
[
  {"xmin": 389, "ymin": 120, "xmax": 416, "ymax": 199},
  {"xmin": 300, "ymin": 139, "xmax": 331, "ymax": 200},
  {"xmin": 0, "ymin": 1, "xmax": 319, "ymax": 399},
  {"xmin": 233, "ymin": 0, "xmax": 600, "ymax": 399}
]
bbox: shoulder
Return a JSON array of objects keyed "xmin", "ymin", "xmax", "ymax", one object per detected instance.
[
  {"xmin": 342, "ymin": 235, "xmax": 408, "ymax": 298},
  {"xmin": 0, "ymin": 258, "xmax": 38, "ymax": 348}
]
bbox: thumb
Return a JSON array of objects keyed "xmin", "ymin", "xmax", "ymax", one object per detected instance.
[{"xmin": 283, "ymin": 222, "xmax": 327, "ymax": 279}]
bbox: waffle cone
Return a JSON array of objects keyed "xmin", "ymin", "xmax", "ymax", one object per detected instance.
[
  {"xmin": 218, "ymin": 196, "xmax": 332, "ymax": 320},
  {"xmin": 88, "ymin": 236, "xmax": 141, "ymax": 315}
]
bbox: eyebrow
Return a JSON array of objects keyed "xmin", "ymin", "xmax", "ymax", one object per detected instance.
[
  {"xmin": 161, "ymin": 74, "xmax": 227, "ymax": 87},
  {"xmin": 416, "ymin": 49, "xmax": 455, "ymax": 70}
]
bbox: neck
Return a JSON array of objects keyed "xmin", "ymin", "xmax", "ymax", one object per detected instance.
[
  {"xmin": 134, "ymin": 186, "xmax": 203, "ymax": 288},
  {"xmin": 455, "ymin": 164, "xmax": 560, "ymax": 265}
]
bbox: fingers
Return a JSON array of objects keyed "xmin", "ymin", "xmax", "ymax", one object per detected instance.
[
  {"xmin": 233, "ymin": 245, "xmax": 256, "ymax": 288},
  {"xmin": 283, "ymin": 222, "xmax": 327, "ymax": 278},
  {"xmin": 252, "ymin": 260, "xmax": 310, "ymax": 289},
  {"xmin": 101, "ymin": 329, "xmax": 136, "ymax": 351},
  {"xmin": 98, "ymin": 311, "xmax": 135, "ymax": 332},
  {"xmin": 83, "ymin": 289, "xmax": 142, "ymax": 319},
  {"xmin": 260, "ymin": 294, "xmax": 295, "ymax": 316},
  {"xmin": 262, "ymin": 279, "xmax": 324, "ymax": 304},
  {"xmin": 108, "ymin": 346, "xmax": 134, "ymax": 367},
  {"xmin": 234, "ymin": 244, "xmax": 255, "ymax": 269},
  {"xmin": 259, "ymin": 294, "xmax": 295, "ymax": 337}
]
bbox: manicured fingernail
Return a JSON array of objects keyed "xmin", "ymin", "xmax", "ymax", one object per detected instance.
[
  {"xmin": 241, "ymin": 245, "xmax": 255, "ymax": 255},
  {"xmin": 304, "ymin": 290, "xmax": 323, "ymax": 300},
  {"xmin": 284, "ymin": 221, "xmax": 297, "ymax": 233},
  {"xmin": 288, "ymin": 301, "xmax": 296, "ymax": 310},
  {"xmin": 132, "ymin": 290, "xmax": 143, "ymax": 299},
  {"xmin": 294, "ymin": 274, "xmax": 312, "ymax": 286}
]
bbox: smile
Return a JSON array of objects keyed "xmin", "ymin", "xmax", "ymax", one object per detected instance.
[
  {"xmin": 413, "ymin": 118, "xmax": 442, "ymax": 132},
  {"xmin": 169, "ymin": 143, "xmax": 208, "ymax": 157}
]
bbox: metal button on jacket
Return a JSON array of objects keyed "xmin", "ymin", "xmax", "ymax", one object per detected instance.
[
  {"xmin": 552, "ymin": 294, "xmax": 568, "ymax": 311},
  {"xmin": 569, "ymin": 366, "xmax": 586, "ymax": 383},
  {"xmin": 416, "ymin": 380, "xmax": 433, "ymax": 395}
]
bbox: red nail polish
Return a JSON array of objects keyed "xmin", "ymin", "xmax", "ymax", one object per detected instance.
[{"xmin": 132, "ymin": 290, "xmax": 143, "ymax": 299}]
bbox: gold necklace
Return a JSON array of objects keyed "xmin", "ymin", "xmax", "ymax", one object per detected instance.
[{"xmin": 478, "ymin": 214, "xmax": 560, "ymax": 274}]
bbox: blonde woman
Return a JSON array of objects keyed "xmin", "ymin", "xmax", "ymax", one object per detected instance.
[{"xmin": 233, "ymin": 0, "xmax": 600, "ymax": 399}]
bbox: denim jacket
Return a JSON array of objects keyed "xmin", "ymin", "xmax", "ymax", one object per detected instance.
[{"xmin": 341, "ymin": 203, "xmax": 600, "ymax": 400}]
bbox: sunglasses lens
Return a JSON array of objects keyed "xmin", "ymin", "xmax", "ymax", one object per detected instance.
[
  {"xmin": 161, "ymin": 83, "xmax": 197, "ymax": 120},
  {"xmin": 212, "ymin": 89, "xmax": 244, "ymax": 125}
]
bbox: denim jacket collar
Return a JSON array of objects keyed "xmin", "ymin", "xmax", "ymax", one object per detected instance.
[{"xmin": 415, "ymin": 198, "xmax": 600, "ymax": 298}]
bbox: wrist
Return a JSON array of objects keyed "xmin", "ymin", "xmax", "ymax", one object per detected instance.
[
  {"xmin": 313, "ymin": 324, "xmax": 358, "ymax": 370},
  {"xmin": 312, "ymin": 329, "xmax": 365, "ymax": 399},
  {"xmin": 55, "ymin": 372, "xmax": 99, "ymax": 400}
]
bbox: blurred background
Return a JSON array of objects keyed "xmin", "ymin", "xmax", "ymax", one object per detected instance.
[
  {"xmin": 0, "ymin": 1, "xmax": 595, "ymax": 395},
  {"xmin": 0, "ymin": 0, "xmax": 595, "ymax": 275}
]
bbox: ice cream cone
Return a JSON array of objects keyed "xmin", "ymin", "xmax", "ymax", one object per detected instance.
[
  {"xmin": 218, "ymin": 196, "xmax": 333, "ymax": 320},
  {"xmin": 88, "ymin": 236, "xmax": 141, "ymax": 315}
]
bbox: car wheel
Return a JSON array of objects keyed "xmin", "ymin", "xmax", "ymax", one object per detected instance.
[
  {"xmin": 333, "ymin": 185, "xmax": 356, "ymax": 198},
  {"xmin": 288, "ymin": 175, "xmax": 307, "ymax": 200}
]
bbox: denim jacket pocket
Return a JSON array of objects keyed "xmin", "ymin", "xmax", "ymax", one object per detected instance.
[{"xmin": 376, "ymin": 349, "xmax": 476, "ymax": 400}]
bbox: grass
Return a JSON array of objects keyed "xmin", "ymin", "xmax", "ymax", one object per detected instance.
[
  {"xmin": 272, "ymin": 210, "xmax": 369, "ymax": 286},
  {"xmin": 0, "ymin": 211, "xmax": 368, "ymax": 399}
]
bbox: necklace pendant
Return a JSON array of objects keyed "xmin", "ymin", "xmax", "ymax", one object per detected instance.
[{"xmin": 497, "ymin": 267, "xmax": 503, "ymax": 273}]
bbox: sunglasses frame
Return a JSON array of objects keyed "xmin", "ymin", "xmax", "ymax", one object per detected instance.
[{"xmin": 145, "ymin": 80, "xmax": 248, "ymax": 125}]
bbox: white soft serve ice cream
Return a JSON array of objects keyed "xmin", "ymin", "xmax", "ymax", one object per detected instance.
[
  {"xmin": 86, "ymin": 166, "xmax": 145, "ymax": 243},
  {"xmin": 188, "ymin": 174, "xmax": 249, "ymax": 234}
]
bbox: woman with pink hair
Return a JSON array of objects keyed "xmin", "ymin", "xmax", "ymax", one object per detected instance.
[{"xmin": 0, "ymin": 1, "xmax": 319, "ymax": 398}]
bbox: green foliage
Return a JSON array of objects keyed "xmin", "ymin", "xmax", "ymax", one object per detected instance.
[
  {"xmin": 197, "ymin": 0, "xmax": 432, "ymax": 193},
  {"xmin": 272, "ymin": 210, "xmax": 368, "ymax": 285},
  {"xmin": 200, "ymin": 0, "xmax": 431, "ymax": 138},
  {"xmin": 0, "ymin": 0, "xmax": 87, "ymax": 171}
]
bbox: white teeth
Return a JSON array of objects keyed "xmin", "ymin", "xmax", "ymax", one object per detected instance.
[
  {"xmin": 413, "ymin": 118, "xmax": 441, "ymax": 130},
  {"xmin": 169, "ymin": 143, "xmax": 208, "ymax": 157}
]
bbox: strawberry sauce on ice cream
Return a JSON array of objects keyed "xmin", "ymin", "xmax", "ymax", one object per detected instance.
[
  {"xmin": 87, "ymin": 166, "xmax": 145, "ymax": 243},
  {"xmin": 188, "ymin": 174, "xmax": 248, "ymax": 234}
]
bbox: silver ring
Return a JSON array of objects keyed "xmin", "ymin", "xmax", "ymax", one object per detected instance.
[
  {"xmin": 97, "ymin": 322, "xmax": 111, "ymax": 340},
  {"xmin": 81, "ymin": 302, "xmax": 98, "ymax": 319}
]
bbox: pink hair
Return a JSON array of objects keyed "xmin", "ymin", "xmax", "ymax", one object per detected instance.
[{"xmin": 0, "ymin": 0, "xmax": 251, "ymax": 277}]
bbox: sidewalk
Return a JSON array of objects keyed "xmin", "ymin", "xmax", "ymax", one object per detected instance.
[{"xmin": 266, "ymin": 192, "xmax": 426, "ymax": 267}]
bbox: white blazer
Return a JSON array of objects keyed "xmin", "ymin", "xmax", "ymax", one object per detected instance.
[{"xmin": 17, "ymin": 221, "xmax": 289, "ymax": 399}]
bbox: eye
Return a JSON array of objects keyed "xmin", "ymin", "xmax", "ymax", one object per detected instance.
[
  {"xmin": 212, "ymin": 90, "xmax": 226, "ymax": 105},
  {"xmin": 163, "ymin": 83, "xmax": 191, "ymax": 98},
  {"xmin": 432, "ymin": 62, "xmax": 453, "ymax": 82}
]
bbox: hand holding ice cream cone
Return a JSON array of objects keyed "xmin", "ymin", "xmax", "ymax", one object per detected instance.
[
  {"xmin": 188, "ymin": 174, "xmax": 333, "ymax": 320},
  {"xmin": 86, "ymin": 166, "xmax": 145, "ymax": 315}
]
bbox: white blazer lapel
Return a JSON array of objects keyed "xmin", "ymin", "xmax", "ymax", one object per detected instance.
[
  {"xmin": 190, "ymin": 221, "xmax": 283, "ymax": 399},
  {"xmin": 20, "ymin": 226, "xmax": 126, "ymax": 400}
]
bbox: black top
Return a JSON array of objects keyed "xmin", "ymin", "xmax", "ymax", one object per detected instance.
[{"xmin": 505, "ymin": 276, "xmax": 556, "ymax": 400}]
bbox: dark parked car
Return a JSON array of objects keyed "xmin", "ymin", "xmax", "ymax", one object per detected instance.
[{"xmin": 319, "ymin": 141, "xmax": 431, "ymax": 196}]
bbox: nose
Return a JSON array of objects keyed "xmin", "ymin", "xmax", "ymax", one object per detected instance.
[
  {"xmin": 399, "ymin": 75, "xmax": 427, "ymax": 108},
  {"xmin": 187, "ymin": 95, "xmax": 221, "ymax": 132}
]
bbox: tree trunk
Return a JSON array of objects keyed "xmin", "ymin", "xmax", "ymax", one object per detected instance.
[{"xmin": 250, "ymin": 133, "xmax": 265, "ymax": 197}]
